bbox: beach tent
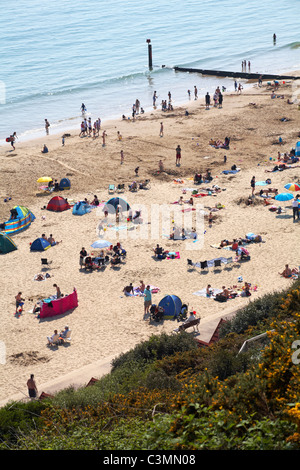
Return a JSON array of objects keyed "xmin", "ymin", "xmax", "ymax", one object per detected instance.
[
  {"xmin": 295, "ymin": 141, "xmax": 300, "ymax": 157},
  {"xmin": 104, "ymin": 197, "xmax": 130, "ymax": 214},
  {"xmin": 158, "ymin": 295, "xmax": 182, "ymax": 320},
  {"xmin": 72, "ymin": 201, "xmax": 91, "ymax": 215},
  {"xmin": 59, "ymin": 177, "xmax": 71, "ymax": 190},
  {"xmin": 1, "ymin": 205, "xmax": 35, "ymax": 235},
  {"xmin": 47, "ymin": 196, "xmax": 70, "ymax": 212},
  {"xmin": 30, "ymin": 237, "xmax": 51, "ymax": 252},
  {"xmin": 0, "ymin": 232, "xmax": 17, "ymax": 254}
]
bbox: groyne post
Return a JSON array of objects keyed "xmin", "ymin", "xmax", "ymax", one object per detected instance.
[{"xmin": 146, "ymin": 39, "xmax": 153, "ymax": 70}]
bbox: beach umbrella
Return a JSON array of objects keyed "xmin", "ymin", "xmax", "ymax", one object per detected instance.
[
  {"xmin": 91, "ymin": 239, "xmax": 112, "ymax": 249},
  {"xmin": 104, "ymin": 197, "xmax": 130, "ymax": 214},
  {"xmin": 275, "ymin": 193, "xmax": 294, "ymax": 202},
  {"xmin": 37, "ymin": 176, "xmax": 52, "ymax": 183},
  {"xmin": 284, "ymin": 183, "xmax": 300, "ymax": 192}
]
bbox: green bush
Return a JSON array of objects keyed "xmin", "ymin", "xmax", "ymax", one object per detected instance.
[
  {"xmin": 0, "ymin": 400, "xmax": 47, "ymax": 446},
  {"xmin": 111, "ymin": 332, "xmax": 197, "ymax": 371}
]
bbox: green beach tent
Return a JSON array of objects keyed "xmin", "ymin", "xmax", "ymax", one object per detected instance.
[{"xmin": 0, "ymin": 232, "xmax": 17, "ymax": 254}]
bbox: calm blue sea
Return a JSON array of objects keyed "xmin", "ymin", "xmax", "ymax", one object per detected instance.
[{"xmin": 0, "ymin": 0, "xmax": 299, "ymax": 143}]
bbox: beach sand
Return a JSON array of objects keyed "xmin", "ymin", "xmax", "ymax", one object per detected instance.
[{"xmin": 0, "ymin": 76, "xmax": 299, "ymax": 403}]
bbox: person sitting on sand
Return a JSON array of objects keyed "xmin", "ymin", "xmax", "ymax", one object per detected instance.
[
  {"xmin": 153, "ymin": 244, "xmax": 165, "ymax": 258},
  {"xmin": 194, "ymin": 173, "xmax": 202, "ymax": 184},
  {"xmin": 48, "ymin": 234, "xmax": 61, "ymax": 246},
  {"xmin": 123, "ymin": 283, "xmax": 134, "ymax": 296},
  {"xmin": 91, "ymin": 195, "xmax": 99, "ymax": 206},
  {"xmin": 206, "ymin": 284, "xmax": 213, "ymax": 297},
  {"xmin": 139, "ymin": 280, "xmax": 145, "ymax": 292},
  {"xmin": 279, "ymin": 264, "xmax": 298, "ymax": 278},
  {"xmin": 41, "ymin": 144, "xmax": 48, "ymax": 154},
  {"xmin": 111, "ymin": 253, "xmax": 121, "ymax": 265}
]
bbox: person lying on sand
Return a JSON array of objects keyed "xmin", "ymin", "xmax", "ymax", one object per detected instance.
[{"xmin": 258, "ymin": 188, "xmax": 278, "ymax": 197}]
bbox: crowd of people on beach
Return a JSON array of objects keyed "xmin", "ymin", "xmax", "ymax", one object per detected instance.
[{"xmin": 5, "ymin": 71, "xmax": 300, "ymax": 401}]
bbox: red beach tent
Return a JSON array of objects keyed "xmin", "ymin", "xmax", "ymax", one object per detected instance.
[{"xmin": 47, "ymin": 196, "xmax": 70, "ymax": 212}]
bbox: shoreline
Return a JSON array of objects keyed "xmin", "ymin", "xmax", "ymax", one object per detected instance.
[
  {"xmin": 0, "ymin": 71, "xmax": 299, "ymax": 404},
  {"xmin": 0, "ymin": 73, "xmax": 253, "ymax": 148},
  {"xmin": 2, "ymin": 63, "xmax": 299, "ymax": 147}
]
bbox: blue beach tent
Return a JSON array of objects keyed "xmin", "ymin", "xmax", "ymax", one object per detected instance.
[
  {"xmin": 59, "ymin": 178, "xmax": 71, "ymax": 190},
  {"xmin": 158, "ymin": 295, "xmax": 182, "ymax": 319},
  {"xmin": 295, "ymin": 141, "xmax": 300, "ymax": 157},
  {"xmin": 72, "ymin": 201, "xmax": 91, "ymax": 215},
  {"xmin": 30, "ymin": 237, "xmax": 51, "ymax": 252},
  {"xmin": 104, "ymin": 197, "xmax": 130, "ymax": 214}
]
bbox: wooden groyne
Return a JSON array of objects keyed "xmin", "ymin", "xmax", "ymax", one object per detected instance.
[{"xmin": 173, "ymin": 66, "xmax": 300, "ymax": 81}]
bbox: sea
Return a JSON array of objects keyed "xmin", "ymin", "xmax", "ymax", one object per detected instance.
[{"xmin": 0, "ymin": 0, "xmax": 299, "ymax": 144}]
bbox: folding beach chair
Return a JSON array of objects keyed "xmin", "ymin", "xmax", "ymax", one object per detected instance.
[
  {"xmin": 200, "ymin": 260, "xmax": 208, "ymax": 270},
  {"xmin": 214, "ymin": 259, "xmax": 222, "ymax": 269},
  {"xmin": 108, "ymin": 184, "xmax": 115, "ymax": 194},
  {"xmin": 116, "ymin": 183, "xmax": 125, "ymax": 193}
]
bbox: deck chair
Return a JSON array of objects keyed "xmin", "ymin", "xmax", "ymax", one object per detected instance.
[
  {"xmin": 187, "ymin": 259, "xmax": 194, "ymax": 267},
  {"xmin": 200, "ymin": 260, "xmax": 208, "ymax": 270},
  {"xmin": 214, "ymin": 259, "xmax": 222, "ymax": 268},
  {"xmin": 47, "ymin": 334, "xmax": 60, "ymax": 346},
  {"xmin": 116, "ymin": 183, "xmax": 125, "ymax": 193},
  {"xmin": 108, "ymin": 184, "xmax": 115, "ymax": 194},
  {"xmin": 41, "ymin": 258, "xmax": 52, "ymax": 268},
  {"xmin": 60, "ymin": 330, "xmax": 71, "ymax": 343}
]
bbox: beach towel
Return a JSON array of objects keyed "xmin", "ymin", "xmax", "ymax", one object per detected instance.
[
  {"xmin": 221, "ymin": 169, "xmax": 240, "ymax": 174},
  {"xmin": 193, "ymin": 288, "xmax": 223, "ymax": 298},
  {"xmin": 166, "ymin": 251, "xmax": 180, "ymax": 259}
]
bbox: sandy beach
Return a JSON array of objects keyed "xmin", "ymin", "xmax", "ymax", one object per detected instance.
[{"xmin": 0, "ymin": 76, "xmax": 299, "ymax": 403}]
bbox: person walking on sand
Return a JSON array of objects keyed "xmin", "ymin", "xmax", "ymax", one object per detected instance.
[
  {"xmin": 120, "ymin": 149, "xmax": 124, "ymax": 164},
  {"xmin": 102, "ymin": 130, "xmax": 107, "ymax": 147},
  {"xmin": 205, "ymin": 92, "xmax": 210, "ymax": 109},
  {"xmin": 153, "ymin": 91, "xmax": 157, "ymax": 107},
  {"xmin": 251, "ymin": 176, "xmax": 255, "ymax": 196},
  {"xmin": 15, "ymin": 291, "xmax": 25, "ymax": 314},
  {"xmin": 218, "ymin": 92, "xmax": 223, "ymax": 108},
  {"xmin": 194, "ymin": 85, "xmax": 198, "ymax": 100},
  {"xmin": 292, "ymin": 195, "xmax": 300, "ymax": 221},
  {"xmin": 27, "ymin": 374, "xmax": 38, "ymax": 399},
  {"xmin": 9, "ymin": 132, "xmax": 17, "ymax": 150},
  {"xmin": 45, "ymin": 119, "xmax": 50, "ymax": 135},
  {"xmin": 176, "ymin": 145, "xmax": 181, "ymax": 166},
  {"xmin": 143, "ymin": 285, "xmax": 152, "ymax": 317},
  {"xmin": 159, "ymin": 122, "xmax": 164, "ymax": 137}
]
